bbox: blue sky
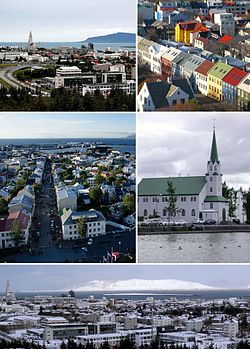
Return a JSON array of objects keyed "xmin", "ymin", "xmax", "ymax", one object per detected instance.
[
  {"xmin": 0, "ymin": 113, "xmax": 135, "ymax": 138},
  {"xmin": 0, "ymin": 0, "xmax": 136, "ymax": 41},
  {"xmin": 1, "ymin": 265, "xmax": 250, "ymax": 291}
]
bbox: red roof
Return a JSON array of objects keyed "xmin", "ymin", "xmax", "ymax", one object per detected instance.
[
  {"xmin": 217, "ymin": 35, "xmax": 233, "ymax": 44},
  {"xmin": 195, "ymin": 60, "xmax": 215, "ymax": 76},
  {"xmin": 5, "ymin": 211, "xmax": 30, "ymax": 231},
  {"xmin": 223, "ymin": 67, "xmax": 248, "ymax": 86},
  {"xmin": 160, "ymin": 7, "xmax": 176, "ymax": 12},
  {"xmin": 192, "ymin": 23, "xmax": 209, "ymax": 33},
  {"xmin": 179, "ymin": 20, "xmax": 198, "ymax": 30}
]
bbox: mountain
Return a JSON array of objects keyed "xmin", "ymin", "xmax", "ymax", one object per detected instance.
[
  {"xmin": 74, "ymin": 279, "xmax": 218, "ymax": 291},
  {"xmin": 81, "ymin": 32, "xmax": 135, "ymax": 44}
]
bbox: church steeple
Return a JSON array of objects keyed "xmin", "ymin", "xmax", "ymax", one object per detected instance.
[{"xmin": 210, "ymin": 128, "xmax": 219, "ymax": 163}]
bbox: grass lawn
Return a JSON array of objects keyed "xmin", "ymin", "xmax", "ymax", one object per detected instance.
[
  {"xmin": 0, "ymin": 77, "xmax": 12, "ymax": 89},
  {"xmin": 0, "ymin": 63, "xmax": 18, "ymax": 68}
]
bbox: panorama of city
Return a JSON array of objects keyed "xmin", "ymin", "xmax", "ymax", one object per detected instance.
[
  {"xmin": 0, "ymin": 265, "xmax": 250, "ymax": 349},
  {"xmin": 0, "ymin": 114, "xmax": 136, "ymax": 262},
  {"xmin": 138, "ymin": 0, "xmax": 250, "ymax": 111}
]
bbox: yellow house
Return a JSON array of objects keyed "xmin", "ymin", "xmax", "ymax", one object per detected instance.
[
  {"xmin": 207, "ymin": 62, "xmax": 233, "ymax": 101},
  {"xmin": 175, "ymin": 21, "xmax": 205, "ymax": 44}
]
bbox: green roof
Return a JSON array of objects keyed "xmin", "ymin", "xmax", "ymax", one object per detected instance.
[
  {"xmin": 204, "ymin": 195, "xmax": 228, "ymax": 202},
  {"xmin": 138, "ymin": 176, "xmax": 206, "ymax": 196},
  {"xmin": 210, "ymin": 129, "xmax": 219, "ymax": 163},
  {"xmin": 208, "ymin": 61, "xmax": 232, "ymax": 79}
]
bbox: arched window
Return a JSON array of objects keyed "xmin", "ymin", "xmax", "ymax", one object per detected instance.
[
  {"xmin": 163, "ymin": 209, "xmax": 167, "ymax": 216},
  {"xmin": 182, "ymin": 209, "xmax": 186, "ymax": 217},
  {"xmin": 191, "ymin": 209, "xmax": 195, "ymax": 216},
  {"xmin": 210, "ymin": 177, "xmax": 212, "ymax": 182},
  {"xmin": 210, "ymin": 187, "xmax": 213, "ymax": 192},
  {"xmin": 143, "ymin": 209, "xmax": 147, "ymax": 217},
  {"xmin": 153, "ymin": 209, "xmax": 156, "ymax": 217},
  {"xmin": 210, "ymin": 203, "xmax": 213, "ymax": 209}
]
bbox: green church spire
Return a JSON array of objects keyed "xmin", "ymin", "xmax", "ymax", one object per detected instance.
[{"xmin": 210, "ymin": 128, "xmax": 219, "ymax": 163}]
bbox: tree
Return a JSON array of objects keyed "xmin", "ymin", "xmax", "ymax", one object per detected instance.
[
  {"xmin": 123, "ymin": 193, "xmax": 135, "ymax": 214},
  {"xmin": 89, "ymin": 186, "xmax": 103, "ymax": 205},
  {"xmin": 223, "ymin": 182, "xmax": 237, "ymax": 221},
  {"xmin": 95, "ymin": 172, "xmax": 104, "ymax": 185},
  {"xmin": 244, "ymin": 189, "xmax": 250, "ymax": 224},
  {"xmin": 165, "ymin": 180, "xmax": 178, "ymax": 219},
  {"xmin": 77, "ymin": 216, "xmax": 87, "ymax": 240},
  {"xmin": 10, "ymin": 219, "xmax": 25, "ymax": 247},
  {"xmin": 0, "ymin": 197, "xmax": 8, "ymax": 215}
]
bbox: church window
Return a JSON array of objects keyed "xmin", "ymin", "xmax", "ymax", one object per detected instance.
[
  {"xmin": 184, "ymin": 197, "xmax": 186, "ymax": 202},
  {"xmin": 191, "ymin": 209, "xmax": 195, "ymax": 216},
  {"xmin": 210, "ymin": 177, "xmax": 212, "ymax": 182},
  {"xmin": 144, "ymin": 209, "xmax": 148, "ymax": 217},
  {"xmin": 153, "ymin": 209, "xmax": 157, "ymax": 216},
  {"xmin": 194, "ymin": 197, "xmax": 196, "ymax": 202},
  {"xmin": 210, "ymin": 166, "xmax": 212, "ymax": 170},
  {"xmin": 210, "ymin": 187, "xmax": 213, "ymax": 192},
  {"xmin": 214, "ymin": 166, "xmax": 217, "ymax": 170},
  {"xmin": 163, "ymin": 209, "xmax": 167, "ymax": 216},
  {"xmin": 210, "ymin": 203, "xmax": 213, "ymax": 209},
  {"xmin": 191, "ymin": 197, "xmax": 193, "ymax": 202},
  {"xmin": 181, "ymin": 197, "xmax": 183, "ymax": 202},
  {"xmin": 182, "ymin": 209, "xmax": 186, "ymax": 216}
]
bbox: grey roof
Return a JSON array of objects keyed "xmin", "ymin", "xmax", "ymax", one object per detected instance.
[
  {"xmin": 146, "ymin": 79, "xmax": 194, "ymax": 109},
  {"xmin": 139, "ymin": 176, "xmax": 207, "ymax": 196},
  {"xmin": 9, "ymin": 195, "xmax": 33, "ymax": 210},
  {"xmin": 62, "ymin": 209, "xmax": 105, "ymax": 225}
]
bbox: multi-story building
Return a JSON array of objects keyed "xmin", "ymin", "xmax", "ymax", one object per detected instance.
[
  {"xmin": 237, "ymin": 74, "xmax": 250, "ymax": 110},
  {"xmin": 195, "ymin": 60, "xmax": 215, "ymax": 96},
  {"xmin": 222, "ymin": 67, "xmax": 248, "ymax": 106},
  {"xmin": 214, "ymin": 12, "xmax": 235, "ymax": 36},
  {"xmin": 207, "ymin": 61, "xmax": 233, "ymax": 101},
  {"xmin": 223, "ymin": 319, "xmax": 239, "ymax": 337}
]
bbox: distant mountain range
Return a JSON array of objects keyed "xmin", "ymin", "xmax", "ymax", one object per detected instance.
[
  {"xmin": 74, "ymin": 279, "xmax": 218, "ymax": 291},
  {"xmin": 81, "ymin": 32, "xmax": 135, "ymax": 44}
]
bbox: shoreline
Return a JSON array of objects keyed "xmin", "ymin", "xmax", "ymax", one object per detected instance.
[{"xmin": 138, "ymin": 226, "xmax": 250, "ymax": 235}]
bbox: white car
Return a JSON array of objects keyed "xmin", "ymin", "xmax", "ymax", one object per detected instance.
[{"xmin": 87, "ymin": 238, "xmax": 93, "ymax": 245}]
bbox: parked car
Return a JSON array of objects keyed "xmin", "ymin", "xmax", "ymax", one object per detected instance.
[
  {"xmin": 162, "ymin": 220, "xmax": 174, "ymax": 226},
  {"xmin": 173, "ymin": 220, "xmax": 186, "ymax": 226},
  {"xmin": 203, "ymin": 219, "xmax": 216, "ymax": 225},
  {"xmin": 232, "ymin": 218, "xmax": 241, "ymax": 224},
  {"xmin": 87, "ymin": 238, "xmax": 93, "ymax": 245}
]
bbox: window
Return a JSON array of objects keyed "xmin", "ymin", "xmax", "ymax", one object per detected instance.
[
  {"xmin": 210, "ymin": 187, "xmax": 213, "ymax": 192},
  {"xmin": 181, "ymin": 98, "xmax": 185, "ymax": 104},
  {"xmin": 163, "ymin": 209, "xmax": 167, "ymax": 216},
  {"xmin": 172, "ymin": 99, "xmax": 177, "ymax": 105},
  {"xmin": 191, "ymin": 209, "xmax": 195, "ymax": 216},
  {"xmin": 182, "ymin": 209, "xmax": 186, "ymax": 216},
  {"xmin": 210, "ymin": 203, "xmax": 213, "ymax": 209},
  {"xmin": 144, "ymin": 209, "xmax": 148, "ymax": 216},
  {"xmin": 210, "ymin": 177, "xmax": 212, "ymax": 182}
]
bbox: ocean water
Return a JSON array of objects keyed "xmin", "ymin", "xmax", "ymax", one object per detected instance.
[
  {"xmin": 138, "ymin": 232, "xmax": 250, "ymax": 263},
  {"xmin": 1, "ymin": 290, "xmax": 250, "ymax": 301},
  {"xmin": 0, "ymin": 138, "xmax": 135, "ymax": 154},
  {"xmin": 0, "ymin": 42, "xmax": 135, "ymax": 51}
]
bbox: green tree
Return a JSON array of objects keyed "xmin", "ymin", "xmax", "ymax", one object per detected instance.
[
  {"xmin": 165, "ymin": 180, "xmax": 178, "ymax": 219},
  {"xmin": 0, "ymin": 197, "xmax": 8, "ymax": 215},
  {"xmin": 89, "ymin": 186, "xmax": 103, "ymax": 205},
  {"xmin": 95, "ymin": 172, "xmax": 104, "ymax": 185},
  {"xmin": 10, "ymin": 219, "xmax": 25, "ymax": 247},
  {"xmin": 123, "ymin": 193, "xmax": 135, "ymax": 214},
  {"xmin": 77, "ymin": 216, "xmax": 87, "ymax": 240}
]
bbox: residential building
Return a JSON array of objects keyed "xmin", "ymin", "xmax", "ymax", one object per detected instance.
[{"xmin": 207, "ymin": 61, "xmax": 233, "ymax": 101}]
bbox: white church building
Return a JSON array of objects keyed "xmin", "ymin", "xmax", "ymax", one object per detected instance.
[{"xmin": 138, "ymin": 129, "xmax": 244, "ymax": 223}]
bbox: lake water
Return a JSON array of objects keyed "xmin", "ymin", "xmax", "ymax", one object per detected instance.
[
  {"xmin": 0, "ymin": 42, "xmax": 135, "ymax": 51},
  {"xmin": 138, "ymin": 232, "xmax": 250, "ymax": 263}
]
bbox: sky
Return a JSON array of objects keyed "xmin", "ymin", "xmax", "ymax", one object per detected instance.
[
  {"xmin": 0, "ymin": 0, "xmax": 136, "ymax": 42},
  {"xmin": 1, "ymin": 265, "xmax": 250, "ymax": 291},
  {"xmin": 138, "ymin": 112, "xmax": 250, "ymax": 190},
  {"xmin": 0, "ymin": 113, "xmax": 135, "ymax": 139}
]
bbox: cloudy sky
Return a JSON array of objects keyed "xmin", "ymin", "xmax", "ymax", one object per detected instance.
[
  {"xmin": 0, "ymin": 0, "xmax": 136, "ymax": 41},
  {"xmin": 1, "ymin": 265, "xmax": 250, "ymax": 291},
  {"xmin": 0, "ymin": 113, "xmax": 135, "ymax": 139},
  {"xmin": 138, "ymin": 113, "xmax": 250, "ymax": 190}
]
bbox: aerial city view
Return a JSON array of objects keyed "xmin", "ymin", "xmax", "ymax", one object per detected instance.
[
  {"xmin": 0, "ymin": 264, "xmax": 250, "ymax": 349},
  {"xmin": 0, "ymin": 114, "xmax": 136, "ymax": 262},
  {"xmin": 0, "ymin": 0, "xmax": 136, "ymax": 111},
  {"xmin": 138, "ymin": 0, "xmax": 250, "ymax": 111},
  {"xmin": 138, "ymin": 113, "xmax": 250, "ymax": 263}
]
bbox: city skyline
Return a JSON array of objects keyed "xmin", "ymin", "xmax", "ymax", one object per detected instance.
[
  {"xmin": 0, "ymin": 0, "xmax": 136, "ymax": 41},
  {"xmin": 1, "ymin": 265, "xmax": 250, "ymax": 291},
  {"xmin": 138, "ymin": 113, "xmax": 250, "ymax": 190},
  {"xmin": 0, "ymin": 113, "xmax": 135, "ymax": 139}
]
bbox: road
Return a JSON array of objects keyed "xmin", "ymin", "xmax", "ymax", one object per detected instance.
[{"xmin": 0, "ymin": 63, "xmax": 50, "ymax": 95}]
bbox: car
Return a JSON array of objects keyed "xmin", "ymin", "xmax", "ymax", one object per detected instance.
[
  {"xmin": 194, "ymin": 219, "xmax": 205, "ymax": 224},
  {"xmin": 87, "ymin": 238, "xmax": 93, "ymax": 245},
  {"xmin": 81, "ymin": 247, "xmax": 88, "ymax": 252},
  {"xmin": 232, "ymin": 218, "xmax": 241, "ymax": 224},
  {"xmin": 203, "ymin": 219, "xmax": 216, "ymax": 225},
  {"xmin": 162, "ymin": 220, "xmax": 174, "ymax": 226},
  {"xmin": 173, "ymin": 220, "xmax": 186, "ymax": 226}
]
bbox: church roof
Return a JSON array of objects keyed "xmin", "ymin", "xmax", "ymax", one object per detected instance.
[
  {"xmin": 210, "ymin": 129, "xmax": 219, "ymax": 163},
  {"xmin": 204, "ymin": 195, "xmax": 228, "ymax": 202},
  {"xmin": 138, "ymin": 176, "xmax": 206, "ymax": 196}
]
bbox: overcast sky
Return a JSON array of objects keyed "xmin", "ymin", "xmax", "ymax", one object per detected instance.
[
  {"xmin": 0, "ymin": 0, "xmax": 136, "ymax": 41},
  {"xmin": 0, "ymin": 113, "xmax": 135, "ymax": 139},
  {"xmin": 0, "ymin": 265, "xmax": 250, "ymax": 291},
  {"xmin": 138, "ymin": 113, "xmax": 250, "ymax": 190}
]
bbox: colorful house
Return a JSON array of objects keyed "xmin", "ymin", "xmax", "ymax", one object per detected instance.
[
  {"xmin": 222, "ymin": 67, "xmax": 248, "ymax": 106},
  {"xmin": 195, "ymin": 60, "xmax": 215, "ymax": 96},
  {"xmin": 175, "ymin": 20, "xmax": 207, "ymax": 44},
  {"xmin": 237, "ymin": 74, "xmax": 250, "ymax": 111},
  {"xmin": 207, "ymin": 61, "xmax": 233, "ymax": 101}
]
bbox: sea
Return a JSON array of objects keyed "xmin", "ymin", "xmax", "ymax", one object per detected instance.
[
  {"xmin": 138, "ymin": 232, "xmax": 250, "ymax": 263},
  {"xmin": 1, "ymin": 290, "xmax": 250, "ymax": 301},
  {"xmin": 0, "ymin": 138, "xmax": 135, "ymax": 155},
  {"xmin": 0, "ymin": 42, "xmax": 135, "ymax": 51}
]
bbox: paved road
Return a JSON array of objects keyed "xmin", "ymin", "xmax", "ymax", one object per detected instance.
[{"xmin": 0, "ymin": 63, "xmax": 50, "ymax": 95}]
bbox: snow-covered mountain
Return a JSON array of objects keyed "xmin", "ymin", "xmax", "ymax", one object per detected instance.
[{"xmin": 74, "ymin": 279, "xmax": 217, "ymax": 291}]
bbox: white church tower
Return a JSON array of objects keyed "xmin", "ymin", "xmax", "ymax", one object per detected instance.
[{"xmin": 205, "ymin": 127, "xmax": 223, "ymax": 197}]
